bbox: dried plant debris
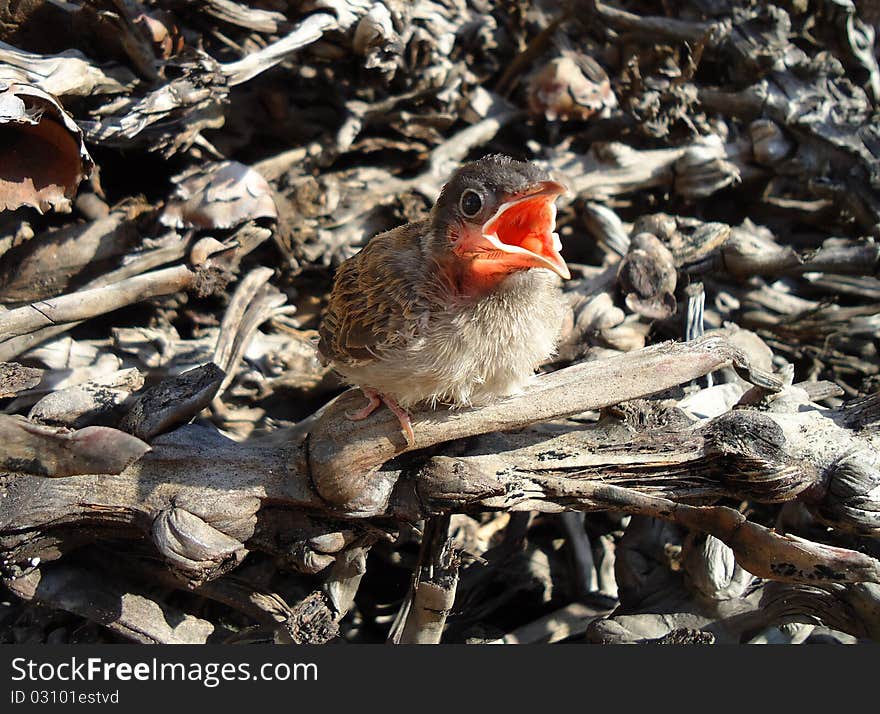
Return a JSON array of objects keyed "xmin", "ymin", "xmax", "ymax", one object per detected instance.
[
  {"xmin": 0, "ymin": 361, "xmax": 42, "ymax": 398},
  {"xmin": 527, "ymin": 53, "xmax": 618, "ymax": 122},
  {"xmin": 0, "ymin": 41, "xmax": 134, "ymax": 98},
  {"xmin": 1, "ymin": 0, "xmax": 880, "ymax": 646},
  {"xmin": 0, "ymin": 415, "xmax": 150, "ymax": 478},
  {"xmin": 0, "ymin": 80, "xmax": 93, "ymax": 213},
  {"xmin": 161, "ymin": 161, "xmax": 278, "ymax": 230}
]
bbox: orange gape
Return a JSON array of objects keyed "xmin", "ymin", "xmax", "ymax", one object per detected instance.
[{"xmin": 485, "ymin": 193, "xmax": 560, "ymax": 264}]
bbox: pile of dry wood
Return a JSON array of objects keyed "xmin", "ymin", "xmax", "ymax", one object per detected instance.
[{"xmin": 1, "ymin": 0, "xmax": 879, "ymax": 644}]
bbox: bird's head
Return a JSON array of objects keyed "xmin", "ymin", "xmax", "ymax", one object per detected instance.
[{"xmin": 429, "ymin": 155, "xmax": 570, "ymax": 292}]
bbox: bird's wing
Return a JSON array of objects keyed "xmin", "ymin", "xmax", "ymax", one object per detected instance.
[{"xmin": 319, "ymin": 222, "xmax": 429, "ymax": 365}]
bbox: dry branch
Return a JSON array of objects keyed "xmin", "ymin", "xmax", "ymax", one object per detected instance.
[
  {"xmin": 308, "ymin": 335, "xmax": 780, "ymax": 512},
  {"xmin": 0, "ymin": 265, "xmax": 203, "ymax": 343},
  {"xmin": 2, "ymin": 342, "xmax": 878, "ymax": 602},
  {"xmin": 5, "ymin": 565, "xmax": 215, "ymax": 644}
]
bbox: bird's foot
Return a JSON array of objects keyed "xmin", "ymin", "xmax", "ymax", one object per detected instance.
[
  {"xmin": 346, "ymin": 388, "xmax": 382, "ymax": 421},
  {"xmin": 345, "ymin": 388, "xmax": 415, "ymax": 447},
  {"xmin": 381, "ymin": 394, "xmax": 415, "ymax": 447}
]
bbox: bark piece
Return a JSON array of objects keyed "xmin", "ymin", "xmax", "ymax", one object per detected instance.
[
  {"xmin": 0, "ymin": 415, "xmax": 150, "ymax": 477},
  {"xmin": 220, "ymin": 13, "xmax": 339, "ymax": 86},
  {"xmin": 28, "ymin": 368, "xmax": 144, "ymax": 428},
  {"xmin": 79, "ymin": 54, "xmax": 227, "ymax": 157},
  {"xmin": 5, "ymin": 565, "xmax": 215, "ymax": 644},
  {"xmin": 152, "ymin": 507, "xmax": 247, "ymax": 586},
  {"xmin": 0, "ymin": 204, "xmax": 149, "ymax": 303},
  {"xmin": 489, "ymin": 602, "xmax": 613, "ymax": 644},
  {"xmin": 278, "ymin": 591, "xmax": 339, "ymax": 645},
  {"xmin": 0, "ymin": 80, "xmax": 93, "ymax": 213},
  {"xmin": 0, "ymin": 361, "xmax": 42, "ymax": 397},
  {"xmin": 394, "ymin": 516, "xmax": 459, "ymax": 644},
  {"xmin": 161, "ymin": 161, "xmax": 278, "ymax": 230},
  {"xmin": 618, "ymin": 233, "xmax": 678, "ymax": 319},
  {"xmin": 211, "ymin": 267, "xmax": 288, "ymax": 400},
  {"xmin": 0, "ymin": 41, "xmax": 132, "ymax": 97},
  {"xmin": 121, "ymin": 363, "xmax": 225, "ymax": 441}
]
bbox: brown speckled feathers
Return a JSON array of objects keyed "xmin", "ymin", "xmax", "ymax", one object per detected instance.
[{"xmin": 318, "ymin": 220, "xmax": 434, "ymax": 366}]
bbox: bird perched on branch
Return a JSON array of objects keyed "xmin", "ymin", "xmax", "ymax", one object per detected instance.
[{"xmin": 318, "ymin": 155, "xmax": 570, "ymax": 445}]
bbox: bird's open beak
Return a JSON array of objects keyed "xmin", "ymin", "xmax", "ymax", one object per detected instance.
[{"xmin": 456, "ymin": 180, "xmax": 570, "ymax": 280}]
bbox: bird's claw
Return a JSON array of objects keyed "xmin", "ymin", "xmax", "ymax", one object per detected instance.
[
  {"xmin": 386, "ymin": 401, "xmax": 416, "ymax": 447},
  {"xmin": 345, "ymin": 388, "xmax": 382, "ymax": 421},
  {"xmin": 345, "ymin": 388, "xmax": 415, "ymax": 447}
]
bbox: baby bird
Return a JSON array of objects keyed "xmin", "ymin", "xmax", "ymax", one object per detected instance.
[{"xmin": 318, "ymin": 155, "xmax": 570, "ymax": 445}]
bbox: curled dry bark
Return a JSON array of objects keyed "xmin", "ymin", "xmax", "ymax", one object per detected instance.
[{"xmin": 0, "ymin": 80, "xmax": 93, "ymax": 213}]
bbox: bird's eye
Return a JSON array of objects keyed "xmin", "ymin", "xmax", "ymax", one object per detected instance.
[{"xmin": 459, "ymin": 189, "xmax": 483, "ymax": 217}]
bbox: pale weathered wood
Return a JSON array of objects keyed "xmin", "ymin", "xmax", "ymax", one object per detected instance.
[
  {"xmin": 308, "ymin": 335, "xmax": 781, "ymax": 512},
  {"xmin": 2, "ymin": 347, "xmax": 878, "ymax": 593}
]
